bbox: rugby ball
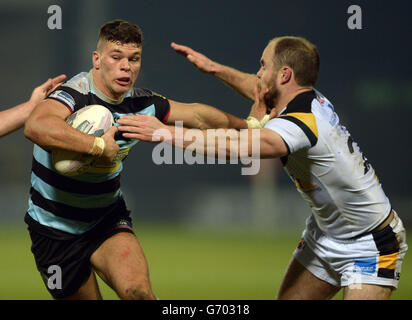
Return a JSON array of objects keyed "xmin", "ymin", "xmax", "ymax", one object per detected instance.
[{"xmin": 52, "ymin": 105, "xmax": 114, "ymax": 176}]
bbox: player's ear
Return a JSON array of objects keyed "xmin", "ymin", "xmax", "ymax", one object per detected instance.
[
  {"xmin": 280, "ymin": 66, "xmax": 292, "ymax": 84},
  {"xmin": 93, "ymin": 51, "xmax": 101, "ymax": 70}
]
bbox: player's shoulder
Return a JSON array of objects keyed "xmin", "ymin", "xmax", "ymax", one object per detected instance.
[
  {"xmin": 59, "ymin": 72, "xmax": 90, "ymax": 95},
  {"xmin": 271, "ymin": 90, "xmax": 319, "ymax": 149},
  {"xmin": 47, "ymin": 72, "xmax": 90, "ymax": 113}
]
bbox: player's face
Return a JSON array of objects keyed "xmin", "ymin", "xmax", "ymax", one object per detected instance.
[
  {"xmin": 257, "ymin": 43, "xmax": 279, "ymax": 110},
  {"xmin": 94, "ymin": 40, "xmax": 142, "ymax": 100}
]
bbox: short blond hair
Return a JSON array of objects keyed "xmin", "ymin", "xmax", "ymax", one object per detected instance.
[{"xmin": 270, "ymin": 36, "xmax": 320, "ymax": 87}]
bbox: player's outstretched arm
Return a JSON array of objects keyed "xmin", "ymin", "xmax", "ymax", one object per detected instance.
[
  {"xmin": 118, "ymin": 115, "xmax": 288, "ymax": 160},
  {"xmin": 118, "ymin": 84, "xmax": 284, "ymax": 159},
  {"xmin": 0, "ymin": 74, "xmax": 66, "ymax": 137},
  {"xmin": 24, "ymin": 99, "xmax": 119, "ymax": 163},
  {"xmin": 166, "ymin": 100, "xmax": 248, "ymax": 130},
  {"xmin": 171, "ymin": 42, "xmax": 257, "ymax": 101}
]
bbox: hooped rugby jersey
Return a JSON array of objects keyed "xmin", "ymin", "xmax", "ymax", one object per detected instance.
[
  {"xmin": 265, "ymin": 90, "xmax": 391, "ymax": 239},
  {"xmin": 27, "ymin": 70, "xmax": 170, "ymax": 234}
]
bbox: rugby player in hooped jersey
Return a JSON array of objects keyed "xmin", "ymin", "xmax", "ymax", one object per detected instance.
[
  {"xmin": 23, "ymin": 20, "xmax": 256, "ymax": 300},
  {"xmin": 118, "ymin": 37, "xmax": 408, "ymax": 300}
]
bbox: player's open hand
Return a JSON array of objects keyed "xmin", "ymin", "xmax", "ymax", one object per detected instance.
[
  {"xmin": 171, "ymin": 42, "xmax": 218, "ymax": 74},
  {"xmin": 249, "ymin": 80, "xmax": 272, "ymax": 121},
  {"xmin": 117, "ymin": 114, "xmax": 167, "ymax": 143},
  {"xmin": 100, "ymin": 126, "xmax": 120, "ymax": 163},
  {"xmin": 29, "ymin": 74, "xmax": 67, "ymax": 106}
]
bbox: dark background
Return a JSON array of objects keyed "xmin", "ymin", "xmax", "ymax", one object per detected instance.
[{"xmin": 0, "ymin": 0, "xmax": 410, "ymax": 229}]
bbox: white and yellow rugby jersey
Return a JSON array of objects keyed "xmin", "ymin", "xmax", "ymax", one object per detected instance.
[
  {"xmin": 265, "ymin": 90, "xmax": 391, "ymax": 239},
  {"xmin": 27, "ymin": 70, "xmax": 170, "ymax": 234}
]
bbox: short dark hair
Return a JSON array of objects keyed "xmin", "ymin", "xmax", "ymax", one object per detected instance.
[
  {"xmin": 98, "ymin": 19, "xmax": 143, "ymax": 47},
  {"xmin": 270, "ymin": 36, "xmax": 320, "ymax": 87}
]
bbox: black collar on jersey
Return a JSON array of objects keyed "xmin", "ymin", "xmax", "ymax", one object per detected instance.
[{"xmin": 282, "ymin": 89, "xmax": 316, "ymax": 114}]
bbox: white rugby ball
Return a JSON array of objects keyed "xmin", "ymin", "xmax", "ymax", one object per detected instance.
[{"xmin": 52, "ymin": 105, "xmax": 114, "ymax": 176}]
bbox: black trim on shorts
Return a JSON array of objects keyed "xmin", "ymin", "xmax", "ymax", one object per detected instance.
[{"xmin": 372, "ymin": 222, "xmax": 400, "ymax": 280}]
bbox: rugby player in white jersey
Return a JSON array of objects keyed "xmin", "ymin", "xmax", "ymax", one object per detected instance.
[
  {"xmin": 117, "ymin": 37, "xmax": 408, "ymax": 300},
  {"xmin": 0, "ymin": 75, "xmax": 65, "ymax": 137}
]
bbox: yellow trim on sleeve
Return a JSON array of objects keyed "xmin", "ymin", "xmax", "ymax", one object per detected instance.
[{"xmin": 280, "ymin": 112, "xmax": 318, "ymax": 138}]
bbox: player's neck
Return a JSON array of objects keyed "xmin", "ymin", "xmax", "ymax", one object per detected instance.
[
  {"xmin": 91, "ymin": 69, "xmax": 126, "ymax": 103},
  {"xmin": 275, "ymin": 87, "xmax": 313, "ymax": 114}
]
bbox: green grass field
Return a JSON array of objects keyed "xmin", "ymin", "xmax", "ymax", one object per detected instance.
[{"xmin": 0, "ymin": 222, "xmax": 410, "ymax": 300}]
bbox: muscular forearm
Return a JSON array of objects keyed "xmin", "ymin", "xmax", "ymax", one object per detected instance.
[
  {"xmin": 167, "ymin": 127, "xmax": 287, "ymax": 160},
  {"xmin": 213, "ymin": 64, "xmax": 257, "ymax": 101},
  {"xmin": 24, "ymin": 115, "xmax": 95, "ymax": 154},
  {"xmin": 0, "ymin": 101, "xmax": 36, "ymax": 137},
  {"xmin": 167, "ymin": 126, "xmax": 259, "ymax": 159},
  {"xmin": 192, "ymin": 103, "xmax": 248, "ymax": 130}
]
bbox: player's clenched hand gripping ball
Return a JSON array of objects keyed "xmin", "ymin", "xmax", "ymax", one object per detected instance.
[{"xmin": 52, "ymin": 105, "xmax": 114, "ymax": 176}]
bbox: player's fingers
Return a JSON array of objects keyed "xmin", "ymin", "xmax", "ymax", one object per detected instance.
[
  {"xmin": 37, "ymin": 78, "xmax": 52, "ymax": 91},
  {"xmin": 259, "ymin": 88, "xmax": 268, "ymax": 102},
  {"xmin": 117, "ymin": 117, "xmax": 141, "ymax": 127},
  {"xmin": 119, "ymin": 114, "xmax": 145, "ymax": 120},
  {"xmin": 269, "ymin": 107, "xmax": 278, "ymax": 119},
  {"xmin": 122, "ymin": 132, "xmax": 149, "ymax": 141},
  {"xmin": 171, "ymin": 42, "xmax": 193, "ymax": 56},
  {"xmin": 253, "ymin": 81, "xmax": 260, "ymax": 102},
  {"xmin": 117, "ymin": 125, "xmax": 139, "ymax": 133},
  {"xmin": 51, "ymin": 74, "xmax": 67, "ymax": 85},
  {"xmin": 49, "ymin": 74, "xmax": 66, "ymax": 91},
  {"xmin": 187, "ymin": 54, "xmax": 197, "ymax": 63},
  {"xmin": 40, "ymin": 74, "xmax": 65, "ymax": 90},
  {"xmin": 106, "ymin": 125, "xmax": 118, "ymax": 136}
]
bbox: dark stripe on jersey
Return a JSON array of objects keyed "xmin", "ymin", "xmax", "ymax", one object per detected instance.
[
  {"xmin": 280, "ymin": 116, "xmax": 318, "ymax": 147},
  {"xmin": 32, "ymin": 157, "xmax": 120, "ymax": 195},
  {"xmin": 47, "ymin": 97, "xmax": 74, "ymax": 113},
  {"xmin": 30, "ymin": 187, "xmax": 125, "ymax": 223},
  {"xmin": 48, "ymin": 84, "xmax": 170, "ymax": 121},
  {"xmin": 284, "ymin": 90, "xmax": 316, "ymax": 113},
  {"xmin": 280, "ymin": 138, "xmax": 290, "ymax": 166}
]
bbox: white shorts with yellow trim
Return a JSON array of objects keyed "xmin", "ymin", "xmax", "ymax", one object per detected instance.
[{"xmin": 293, "ymin": 212, "xmax": 408, "ymax": 289}]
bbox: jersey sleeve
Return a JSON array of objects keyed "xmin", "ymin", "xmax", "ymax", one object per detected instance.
[
  {"xmin": 47, "ymin": 85, "xmax": 88, "ymax": 114},
  {"xmin": 264, "ymin": 112, "xmax": 318, "ymax": 154},
  {"xmin": 151, "ymin": 92, "xmax": 171, "ymax": 122},
  {"xmin": 130, "ymin": 88, "xmax": 171, "ymax": 122}
]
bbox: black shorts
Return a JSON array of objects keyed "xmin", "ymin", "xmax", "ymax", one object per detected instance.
[{"xmin": 25, "ymin": 210, "xmax": 135, "ymax": 299}]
